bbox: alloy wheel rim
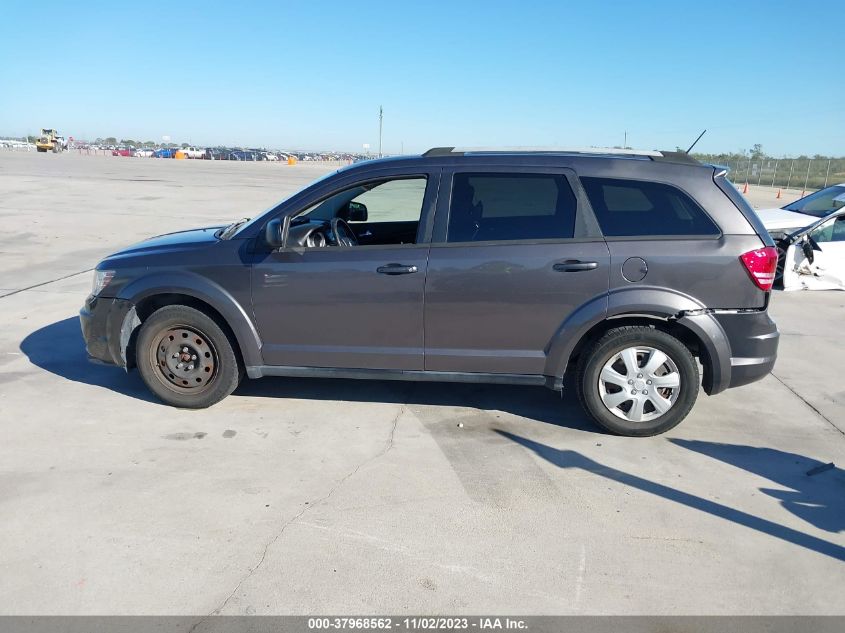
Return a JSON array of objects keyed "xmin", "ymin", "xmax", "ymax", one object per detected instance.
[
  {"xmin": 151, "ymin": 325, "xmax": 218, "ymax": 393},
  {"xmin": 597, "ymin": 346, "xmax": 681, "ymax": 423}
]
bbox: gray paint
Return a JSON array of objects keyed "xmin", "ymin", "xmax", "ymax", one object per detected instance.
[{"xmin": 81, "ymin": 150, "xmax": 779, "ymax": 398}]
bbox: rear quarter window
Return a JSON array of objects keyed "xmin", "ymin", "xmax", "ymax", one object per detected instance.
[{"xmin": 580, "ymin": 177, "xmax": 720, "ymax": 237}]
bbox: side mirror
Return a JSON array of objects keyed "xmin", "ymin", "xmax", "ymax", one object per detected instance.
[
  {"xmin": 801, "ymin": 236, "xmax": 815, "ymax": 264},
  {"xmin": 265, "ymin": 218, "xmax": 283, "ymax": 248},
  {"xmin": 341, "ymin": 201, "xmax": 368, "ymax": 222}
]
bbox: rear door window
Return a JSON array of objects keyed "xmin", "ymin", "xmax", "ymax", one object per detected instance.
[
  {"xmin": 580, "ymin": 177, "xmax": 720, "ymax": 237},
  {"xmin": 447, "ymin": 173, "xmax": 577, "ymax": 242}
]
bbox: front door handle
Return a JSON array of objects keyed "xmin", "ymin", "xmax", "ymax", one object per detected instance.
[
  {"xmin": 377, "ymin": 263, "xmax": 418, "ymax": 275},
  {"xmin": 553, "ymin": 260, "xmax": 598, "ymax": 272}
]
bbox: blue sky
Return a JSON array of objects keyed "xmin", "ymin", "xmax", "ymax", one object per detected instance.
[{"xmin": 1, "ymin": 0, "xmax": 842, "ymax": 155}]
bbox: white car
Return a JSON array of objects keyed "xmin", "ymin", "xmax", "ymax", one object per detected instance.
[
  {"xmin": 779, "ymin": 208, "xmax": 845, "ymax": 291},
  {"xmin": 181, "ymin": 146, "xmax": 205, "ymax": 159},
  {"xmin": 755, "ymin": 183, "xmax": 845, "ymax": 239},
  {"xmin": 135, "ymin": 148, "xmax": 155, "ymax": 157}
]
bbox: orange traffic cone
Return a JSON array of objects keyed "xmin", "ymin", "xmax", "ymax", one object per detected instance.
[
  {"xmin": 776, "ymin": 188, "xmax": 782, "ymax": 199},
  {"xmin": 742, "ymin": 182, "xmax": 749, "ymax": 194}
]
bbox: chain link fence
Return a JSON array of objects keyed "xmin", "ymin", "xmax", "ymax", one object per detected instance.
[{"xmin": 694, "ymin": 155, "xmax": 845, "ymax": 191}]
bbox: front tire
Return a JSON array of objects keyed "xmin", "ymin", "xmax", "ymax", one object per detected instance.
[
  {"xmin": 136, "ymin": 305, "xmax": 241, "ymax": 408},
  {"xmin": 577, "ymin": 326, "xmax": 699, "ymax": 436}
]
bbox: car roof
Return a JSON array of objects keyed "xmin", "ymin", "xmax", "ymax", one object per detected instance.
[{"xmin": 334, "ymin": 147, "xmax": 712, "ymax": 179}]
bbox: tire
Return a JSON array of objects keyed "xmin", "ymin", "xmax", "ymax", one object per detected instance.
[
  {"xmin": 576, "ymin": 326, "xmax": 699, "ymax": 436},
  {"xmin": 136, "ymin": 305, "xmax": 242, "ymax": 408}
]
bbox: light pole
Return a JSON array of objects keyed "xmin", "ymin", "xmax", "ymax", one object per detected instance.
[{"xmin": 378, "ymin": 106, "xmax": 383, "ymax": 158}]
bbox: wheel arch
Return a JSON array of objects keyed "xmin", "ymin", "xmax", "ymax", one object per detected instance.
[
  {"xmin": 115, "ymin": 272, "xmax": 262, "ymax": 369},
  {"xmin": 544, "ymin": 286, "xmax": 731, "ymax": 394}
]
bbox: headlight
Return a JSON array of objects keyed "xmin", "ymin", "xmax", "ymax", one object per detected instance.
[{"xmin": 91, "ymin": 269, "xmax": 115, "ymax": 296}]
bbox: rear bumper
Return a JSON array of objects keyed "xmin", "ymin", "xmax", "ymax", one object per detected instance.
[
  {"xmin": 715, "ymin": 310, "xmax": 779, "ymax": 389},
  {"xmin": 679, "ymin": 309, "xmax": 778, "ymax": 395},
  {"xmin": 79, "ymin": 295, "xmax": 136, "ymax": 368}
]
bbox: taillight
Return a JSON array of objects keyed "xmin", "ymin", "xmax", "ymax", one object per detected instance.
[{"xmin": 740, "ymin": 246, "xmax": 778, "ymax": 291}]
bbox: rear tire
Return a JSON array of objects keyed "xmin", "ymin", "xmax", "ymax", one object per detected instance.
[
  {"xmin": 576, "ymin": 326, "xmax": 699, "ymax": 436},
  {"xmin": 136, "ymin": 305, "xmax": 241, "ymax": 408}
]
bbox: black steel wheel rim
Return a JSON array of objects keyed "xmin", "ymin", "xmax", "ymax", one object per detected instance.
[{"xmin": 150, "ymin": 325, "xmax": 219, "ymax": 394}]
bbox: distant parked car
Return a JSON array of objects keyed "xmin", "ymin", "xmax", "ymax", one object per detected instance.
[
  {"xmin": 229, "ymin": 150, "xmax": 259, "ymax": 161},
  {"xmin": 181, "ymin": 147, "xmax": 204, "ymax": 159},
  {"xmin": 153, "ymin": 148, "xmax": 177, "ymax": 158},
  {"xmin": 135, "ymin": 148, "xmax": 155, "ymax": 158},
  {"xmin": 112, "ymin": 147, "xmax": 136, "ymax": 157}
]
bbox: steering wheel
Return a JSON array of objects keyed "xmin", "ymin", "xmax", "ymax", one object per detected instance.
[{"xmin": 330, "ymin": 218, "xmax": 359, "ymax": 247}]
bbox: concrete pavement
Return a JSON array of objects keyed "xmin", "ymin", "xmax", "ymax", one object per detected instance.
[{"xmin": 0, "ymin": 152, "xmax": 842, "ymax": 615}]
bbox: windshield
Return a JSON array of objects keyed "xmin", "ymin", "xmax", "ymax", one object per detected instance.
[
  {"xmin": 784, "ymin": 185, "xmax": 845, "ymax": 218},
  {"xmin": 223, "ymin": 167, "xmax": 343, "ymax": 238}
]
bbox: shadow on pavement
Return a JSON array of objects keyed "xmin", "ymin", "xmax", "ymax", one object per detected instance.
[
  {"xmin": 19, "ymin": 316, "xmax": 156, "ymax": 403},
  {"xmin": 497, "ymin": 429, "xmax": 845, "ymax": 562},
  {"xmin": 21, "ymin": 317, "xmax": 597, "ymax": 430},
  {"xmin": 235, "ymin": 372, "xmax": 597, "ymax": 432},
  {"xmin": 671, "ymin": 439, "xmax": 845, "ymax": 534}
]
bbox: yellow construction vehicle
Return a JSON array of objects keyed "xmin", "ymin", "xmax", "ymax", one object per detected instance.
[{"xmin": 36, "ymin": 129, "xmax": 63, "ymax": 153}]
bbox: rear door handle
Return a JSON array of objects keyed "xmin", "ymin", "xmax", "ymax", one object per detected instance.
[
  {"xmin": 553, "ymin": 260, "xmax": 598, "ymax": 272},
  {"xmin": 377, "ymin": 263, "xmax": 418, "ymax": 275}
]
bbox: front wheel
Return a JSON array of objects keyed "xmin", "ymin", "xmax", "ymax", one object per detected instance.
[
  {"xmin": 577, "ymin": 326, "xmax": 699, "ymax": 436},
  {"xmin": 136, "ymin": 305, "xmax": 242, "ymax": 408}
]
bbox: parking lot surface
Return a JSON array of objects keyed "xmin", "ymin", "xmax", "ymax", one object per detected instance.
[{"xmin": 0, "ymin": 153, "xmax": 843, "ymax": 614}]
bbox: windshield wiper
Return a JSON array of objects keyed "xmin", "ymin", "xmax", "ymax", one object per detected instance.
[{"xmin": 219, "ymin": 218, "xmax": 250, "ymax": 240}]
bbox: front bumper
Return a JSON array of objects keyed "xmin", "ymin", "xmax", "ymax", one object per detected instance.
[{"xmin": 79, "ymin": 295, "xmax": 136, "ymax": 368}]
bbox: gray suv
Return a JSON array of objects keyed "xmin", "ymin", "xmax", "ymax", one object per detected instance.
[{"xmin": 80, "ymin": 147, "xmax": 780, "ymax": 436}]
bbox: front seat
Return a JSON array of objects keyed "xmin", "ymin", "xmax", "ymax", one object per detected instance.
[{"xmin": 449, "ymin": 180, "xmax": 483, "ymax": 242}]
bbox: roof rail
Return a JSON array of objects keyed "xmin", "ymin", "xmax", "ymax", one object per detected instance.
[{"xmin": 422, "ymin": 146, "xmax": 664, "ymax": 158}]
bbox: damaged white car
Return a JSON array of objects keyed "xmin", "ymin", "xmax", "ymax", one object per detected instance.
[
  {"xmin": 778, "ymin": 208, "xmax": 845, "ymax": 291},
  {"xmin": 756, "ymin": 183, "xmax": 845, "ymax": 241}
]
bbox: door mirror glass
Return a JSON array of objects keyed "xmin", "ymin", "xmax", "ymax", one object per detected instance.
[
  {"xmin": 265, "ymin": 218, "xmax": 283, "ymax": 248},
  {"xmin": 339, "ymin": 201, "xmax": 368, "ymax": 222}
]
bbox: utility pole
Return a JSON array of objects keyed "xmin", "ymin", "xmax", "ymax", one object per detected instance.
[
  {"xmin": 378, "ymin": 106, "xmax": 383, "ymax": 158},
  {"xmin": 623, "ymin": 131, "xmax": 627, "ymax": 148}
]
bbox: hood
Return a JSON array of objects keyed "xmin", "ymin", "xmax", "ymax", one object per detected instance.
[
  {"xmin": 105, "ymin": 226, "xmax": 224, "ymax": 260},
  {"xmin": 753, "ymin": 207, "xmax": 817, "ymax": 232}
]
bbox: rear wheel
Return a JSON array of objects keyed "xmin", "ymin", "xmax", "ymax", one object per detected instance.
[
  {"xmin": 577, "ymin": 326, "xmax": 699, "ymax": 436},
  {"xmin": 136, "ymin": 305, "xmax": 241, "ymax": 408}
]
